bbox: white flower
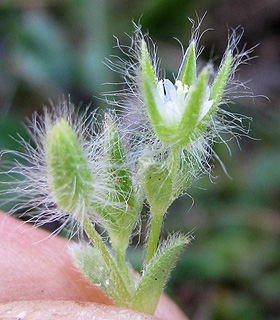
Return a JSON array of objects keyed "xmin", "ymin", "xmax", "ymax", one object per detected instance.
[
  {"xmin": 155, "ymin": 79, "xmax": 214, "ymax": 126},
  {"xmin": 136, "ymin": 37, "xmax": 225, "ymax": 147}
]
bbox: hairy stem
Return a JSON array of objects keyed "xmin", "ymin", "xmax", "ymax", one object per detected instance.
[
  {"xmin": 83, "ymin": 218, "xmax": 132, "ymax": 306},
  {"xmin": 145, "ymin": 214, "xmax": 163, "ymax": 265},
  {"xmin": 145, "ymin": 146, "xmax": 181, "ymax": 266},
  {"xmin": 170, "ymin": 145, "xmax": 180, "ymax": 178},
  {"xmin": 116, "ymin": 248, "xmax": 134, "ymax": 292}
]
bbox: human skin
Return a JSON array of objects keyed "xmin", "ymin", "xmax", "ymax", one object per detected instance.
[{"xmin": 0, "ymin": 212, "xmax": 188, "ymax": 320}]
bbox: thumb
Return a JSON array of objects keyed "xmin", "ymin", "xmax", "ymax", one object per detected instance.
[
  {"xmin": 0, "ymin": 212, "xmax": 188, "ymax": 320},
  {"xmin": 0, "ymin": 300, "xmax": 160, "ymax": 320}
]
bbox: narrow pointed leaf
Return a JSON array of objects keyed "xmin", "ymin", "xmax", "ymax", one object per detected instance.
[
  {"xmin": 132, "ymin": 234, "xmax": 189, "ymax": 314},
  {"xmin": 181, "ymin": 41, "xmax": 196, "ymax": 86},
  {"xmin": 71, "ymin": 244, "xmax": 121, "ymax": 304}
]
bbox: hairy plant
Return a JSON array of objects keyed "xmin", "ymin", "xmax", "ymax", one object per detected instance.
[{"xmin": 0, "ymin": 20, "xmax": 254, "ymax": 315}]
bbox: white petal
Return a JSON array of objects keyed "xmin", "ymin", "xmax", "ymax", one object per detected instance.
[
  {"xmin": 165, "ymin": 101, "xmax": 183, "ymax": 123},
  {"xmin": 157, "ymin": 80, "xmax": 165, "ymax": 101},
  {"xmin": 204, "ymin": 86, "xmax": 211, "ymax": 101},
  {"xmin": 155, "ymin": 79, "xmax": 183, "ymax": 125},
  {"xmin": 199, "ymin": 99, "xmax": 214, "ymax": 121},
  {"xmin": 161, "ymin": 79, "xmax": 178, "ymax": 102}
]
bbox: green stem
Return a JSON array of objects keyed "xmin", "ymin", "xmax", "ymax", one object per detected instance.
[
  {"xmin": 109, "ymin": 229, "xmax": 135, "ymax": 292},
  {"xmin": 145, "ymin": 214, "xmax": 164, "ymax": 265},
  {"xmin": 116, "ymin": 249, "xmax": 134, "ymax": 291},
  {"xmin": 145, "ymin": 146, "xmax": 181, "ymax": 266},
  {"xmin": 83, "ymin": 218, "xmax": 132, "ymax": 306},
  {"xmin": 170, "ymin": 145, "xmax": 180, "ymax": 178}
]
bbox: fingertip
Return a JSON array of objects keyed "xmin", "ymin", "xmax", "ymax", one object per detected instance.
[{"xmin": 0, "ymin": 301, "xmax": 159, "ymax": 320}]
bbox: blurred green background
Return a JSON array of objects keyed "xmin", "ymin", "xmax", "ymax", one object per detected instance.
[{"xmin": 0, "ymin": 1, "xmax": 280, "ymax": 319}]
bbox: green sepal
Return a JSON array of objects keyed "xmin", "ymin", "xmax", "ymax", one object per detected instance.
[
  {"xmin": 132, "ymin": 234, "xmax": 189, "ymax": 314},
  {"xmin": 181, "ymin": 41, "xmax": 196, "ymax": 87},
  {"xmin": 172, "ymin": 157, "xmax": 193, "ymax": 198},
  {"xmin": 141, "ymin": 74, "xmax": 163, "ymax": 134},
  {"xmin": 197, "ymin": 51, "xmax": 233, "ymax": 134},
  {"xmin": 140, "ymin": 41, "xmax": 179, "ymax": 145},
  {"xmin": 140, "ymin": 40, "xmax": 157, "ymax": 87},
  {"xmin": 178, "ymin": 66, "xmax": 211, "ymax": 147},
  {"xmin": 209, "ymin": 51, "xmax": 233, "ymax": 114},
  {"xmin": 45, "ymin": 119, "xmax": 93, "ymax": 218},
  {"xmin": 143, "ymin": 163, "xmax": 173, "ymax": 217},
  {"xmin": 141, "ymin": 74, "xmax": 179, "ymax": 145}
]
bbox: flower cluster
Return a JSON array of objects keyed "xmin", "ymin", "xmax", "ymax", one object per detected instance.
[{"xmin": 1, "ymin": 23, "xmax": 251, "ymax": 315}]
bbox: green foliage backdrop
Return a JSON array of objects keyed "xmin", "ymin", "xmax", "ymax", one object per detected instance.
[{"xmin": 0, "ymin": 1, "xmax": 280, "ymax": 319}]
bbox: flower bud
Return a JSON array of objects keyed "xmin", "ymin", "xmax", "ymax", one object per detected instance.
[
  {"xmin": 45, "ymin": 118, "xmax": 93, "ymax": 220},
  {"xmin": 143, "ymin": 163, "xmax": 173, "ymax": 217},
  {"xmin": 91, "ymin": 117, "xmax": 141, "ymax": 253}
]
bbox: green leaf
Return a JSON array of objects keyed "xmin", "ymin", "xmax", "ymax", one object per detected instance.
[
  {"xmin": 71, "ymin": 244, "xmax": 119, "ymax": 303},
  {"xmin": 71, "ymin": 243, "xmax": 135, "ymax": 306},
  {"xmin": 132, "ymin": 234, "xmax": 189, "ymax": 314},
  {"xmin": 179, "ymin": 66, "xmax": 210, "ymax": 146},
  {"xmin": 181, "ymin": 41, "xmax": 196, "ymax": 87},
  {"xmin": 143, "ymin": 163, "xmax": 173, "ymax": 217}
]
